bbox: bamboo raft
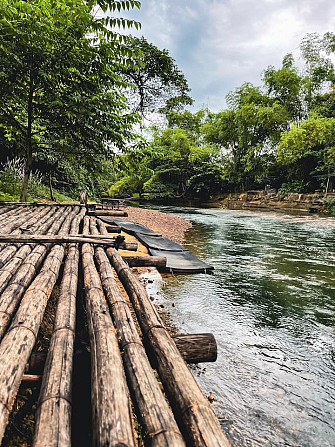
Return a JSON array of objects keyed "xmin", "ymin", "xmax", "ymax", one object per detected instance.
[{"xmin": 0, "ymin": 203, "xmax": 229, "ymax": 446}]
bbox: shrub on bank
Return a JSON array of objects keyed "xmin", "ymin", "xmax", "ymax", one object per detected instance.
[{"xmin": 0, "ymin": 158, "xmax": 73, "ymax": 202}]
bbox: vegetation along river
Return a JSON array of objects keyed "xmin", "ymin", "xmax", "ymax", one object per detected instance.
[{"xmin": 153, "ymin": 207, "xmax": 335, "ymax": 447}]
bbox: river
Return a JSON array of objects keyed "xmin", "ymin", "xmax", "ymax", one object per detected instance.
[{"xmin": 152, "ymin": 207, "xmax": 335, "ymax": 447}]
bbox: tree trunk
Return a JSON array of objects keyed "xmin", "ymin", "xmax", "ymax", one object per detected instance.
[
  {"xmin": 20, "ymin": 78, "xmax": 34, "ymax": 203},
  {"xmin": 48, "ymin": 172, "xmax": 54, "ymax": 201},
  {"xmin": 20, "ymin": 153, "xmax": 33, "ymax": 202}
]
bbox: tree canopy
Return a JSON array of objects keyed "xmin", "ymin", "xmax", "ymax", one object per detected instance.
[
  {"xmin": 121, "ymin": 36, "xmax": 193, "ymax": 119},
  {"xmin": 0, "ymin": 0, "xmax": 141, "ymax": 200}
]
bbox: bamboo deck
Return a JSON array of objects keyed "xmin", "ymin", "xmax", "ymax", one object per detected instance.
[{"xmin": 0, "ymin": 203, "xmax": 229, "ymax": 447}]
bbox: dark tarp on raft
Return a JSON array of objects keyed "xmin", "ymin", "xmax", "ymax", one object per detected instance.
[
  {"xmin": 135, "ymin": 233, "xmax": 187, "ymax": 251},
  {"xmin": 111, "ymin": 219, "xmax": 214, "ymax": 274},
  {"xmin": 149, "ymin": 248, "xmax": 214, "ymax": 273},
  {"xmin": 112, "ymin": 219, "xmax": 161, "ymax": 236}
]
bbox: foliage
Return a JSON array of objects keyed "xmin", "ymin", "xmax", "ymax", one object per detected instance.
[
  {"xmin": 0, "ymin": 158, "xmax": 72, "ymax": 202},
  {"xmin": 324, "ymin": 198, "xmax": 335, "ymax": 216},
  {"xmin": 278, "ymin": 180, "xmax": 310, "ymax": 194},
  {"xmin": 277, "ymin": 117, "xmax": 335, "ymax": 176},
  {"xmin": 121, "ymin": 37, "xmax": 193, "ymax": 119},
  {"xmin": 0, "ymin": 0, "xmax": 141, "ymax": 201}
]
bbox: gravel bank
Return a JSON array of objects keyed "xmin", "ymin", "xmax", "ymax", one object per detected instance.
[{"xmin": 123, "ymin": 206, "xmax": 192, "ymax": 245}]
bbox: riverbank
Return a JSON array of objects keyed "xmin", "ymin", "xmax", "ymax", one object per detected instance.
[
  {"xmin": 202, "ymin": 190, "xmax": 335, "ymax": 214},
  {"xmin": 123, "ymin": 206, "xmax": 192, "ymax": 244}
]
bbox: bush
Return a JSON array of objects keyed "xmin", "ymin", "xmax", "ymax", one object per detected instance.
[
  {"xmin": 0, "ymin": 158, "xmax": 72, "ymax": 202},
  {"xmin": 144, "ymin": 178, "xmax": 176, "ymax": 199},
  {"xmin": 279, "ymin": 180, "xmax": 310, "ymax": 194},
  {"xmin": 324, "ymin": 198, "xmax": 335, "ymax": 216}
]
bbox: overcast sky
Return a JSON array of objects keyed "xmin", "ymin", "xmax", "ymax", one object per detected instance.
[{"xmin": 120, "ymin": 0, "xmax": 335, "ymax": 112}]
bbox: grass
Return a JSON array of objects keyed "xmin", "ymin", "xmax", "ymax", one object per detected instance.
[{"xmin": 0, "ymin": 158, "xmax": 74, "ymax": 203}]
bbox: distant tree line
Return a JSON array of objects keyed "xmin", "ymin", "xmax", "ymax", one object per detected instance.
[{"xmin": 110, "ymin": 32, "xmax": 335, "ymax": 201}]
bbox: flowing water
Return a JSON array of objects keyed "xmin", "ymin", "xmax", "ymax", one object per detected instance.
[{"xmin": 154, "ymin": 207, "xmax": 335, "ymax": 447}]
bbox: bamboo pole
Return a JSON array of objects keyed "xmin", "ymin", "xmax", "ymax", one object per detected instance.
[
  {"xmin": 0, "ymin": 207, "xmax": 76, "ymax": 340},
  {"xmin": 87, "ymin": 210, "xmax": 128, "ymax": 217},
  {"xmin": 100, "ymin": 221, "xmax": 229, "ymax": 447},
  {"xmin": 0, "ymin": 205, "xmax": 15, "ymax": 216},
  {"xmin": 90, "ymin": 218, "xmax": 185, "ymax": 446},
  {"xmin": 0, "ymin": 207, "xmax": 64, "ymax": 296},
  {"xmin": 0, "ymin": 234, "xmax": 117, "ymax": 244},
  {"xmin": 121, "ymin": 255, "xmax": 167, "ymax": 268},
  {"xmin": 0, "ymin": 206, "xmax": 55, "ymax": 269},
  {"xmin": 0, "ymin": 208, "xmax": 81, "ymax": 442},
  {"xmin": 0, "ymin": 234, "xmax": 138, "ymax": 249},
  {"xmin": 33, "ymin": 207, "xmax": 86, "ymax": 447},
  {"xmin": 0, "ymin": 205, "xmax": 29, "ymax": 223},
  {"xmin": 82, "ymin": 217, "xmax": 136, "ymax": 447},
  {"xmin": 0, "ymin": 205, "xmax": 36, "ymax": 232}
]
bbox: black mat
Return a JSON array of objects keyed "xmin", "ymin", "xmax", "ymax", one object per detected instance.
[
  {"xmin": 149, "ymin": 249, "xmax": 214, "ymax": 273},
  {"xmin": 135, "ymin": 233, "xmax": 187, "ymax": 251},
  {"xmin": 112, "ymin": 219, "xmax": 161, "ymax": 236},
  {"xmin": 109, "ymin": 219, "xmax": 214, "ymax": 273}
]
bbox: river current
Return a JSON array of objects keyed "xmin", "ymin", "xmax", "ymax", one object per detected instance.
[{"xmin": 153, "ymin": 207, "xmax": 335, "ymax": 447}]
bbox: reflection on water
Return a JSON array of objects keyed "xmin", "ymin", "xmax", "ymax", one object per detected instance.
[{"xmin": 158, "ymin": 207, "xmax": 335, "ymax": 447}]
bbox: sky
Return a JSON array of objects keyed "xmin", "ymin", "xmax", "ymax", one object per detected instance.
[{"xmin": 119, "ymin": 0, "xmax": 335, "ymax": 112}]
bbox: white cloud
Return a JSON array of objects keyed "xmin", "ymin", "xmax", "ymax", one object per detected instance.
[{"xmin": 118, "ymin": 0, "xmax": 335, "ymax": 111}]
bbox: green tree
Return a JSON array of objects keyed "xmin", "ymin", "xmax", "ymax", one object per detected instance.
[
  {"xmin": 300, "ymin": 32, "xmax": 335, "ymax": 112},
  {"xmin": 146, "ymin": 127, "xmax": 222, "ymax": 199},
  {"xmin": 277, "ymin": 117, "xmax": 335, "ymax": 192},
  {"xmin": 121, "ymin": 37, "xmax": 193, "ymax": 119},
  {"xmin": 263, "ymin": 54, "xmax": 303, "ymax": 121},
  {"xmin": 109, "ymin": 143, "xmax": 154, "ymax": 197},
  {"xmin": 203, "ymin": 84, "xmax": 290, "ymax": 191},
  {"xmin": 0, "ymin": 0, "xmax": 141, "ymax": 201}
]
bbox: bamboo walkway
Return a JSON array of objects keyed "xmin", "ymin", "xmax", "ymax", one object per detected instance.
[{"xmin": 0, "ymin": 203, "xmax": 229, "ymax": 447}]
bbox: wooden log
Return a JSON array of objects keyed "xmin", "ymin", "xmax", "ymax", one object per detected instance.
[
  {"xmin": 0, "ymin": 202, "xmax": 85, "ymax": 207},
  {"xmin": 21, "ymin": 374, "xmax": 42, "ymax": 384},
  {"xmin": 91, "ymin": 218, "xmax": 185, "ymax": 447},
  {"xmin": 0, "ymin": 207, "xmax": 77, "ymax": 340},
  {"xmin": 82, "ymin": 217, "xmax": 136, "ymax": 447},
  {"xmin": 24, "ymin": 332, "xmax": 216, "ymax": 375},
  {"xmin": 102, "ymin": 235, "xmax": 229, "ymax": 446},
  {"xmin": 0, "ymin": 234, "xmax": 116, "ymax": 245},
  {"xmin": 105, "ymin": 224, "xmax": 122, "ymax": 233},
  {"xmin": 0, "ymin": 206, "xmax": 58, "ymax": 269},
  {"xmin": 173, "ymin": 333, "xmax": 217, "ymax": 363},
  {"xmin": 119, "ymin": 241, "xmax": 138, "ymax": 251},
  {"xmin": 87, "ymin": 210, "xmax": 128, "ymax": 217},
  {"xmin": 121, "ymin": 255, "xmax": 167, "ymax": 268},
  {"xmin": 33, "ymin": 207, "xmax": 85, "ymax": 447}
]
